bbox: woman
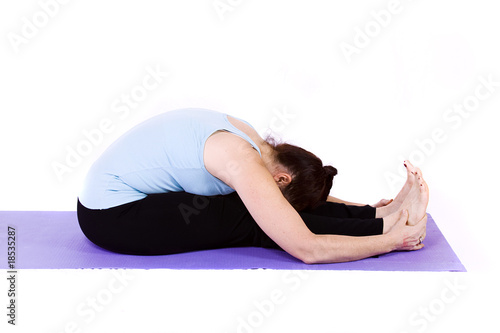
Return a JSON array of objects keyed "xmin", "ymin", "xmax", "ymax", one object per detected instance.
[{"xmin": 77, "ymin": 108, "xmax": 428, "ymax": 264}]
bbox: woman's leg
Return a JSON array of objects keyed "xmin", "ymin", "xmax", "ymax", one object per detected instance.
[
  {"xmin": 298, "ymin": 201, "xmax": 383, "ymax": 236},
  {"xmin": 77, "ymin": 191, "xmax": 269, "ymax": 255},
  {"xmin": 300, "ymin": 201, "xmax": 408, "ymax": 235},
  {"xmin": 302, "ymin": 201, "xmax": 377, "ymax": 219}
]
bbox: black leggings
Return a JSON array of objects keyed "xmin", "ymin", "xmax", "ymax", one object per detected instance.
[{"xmin": 77, "ymin": 191, "xmax": 383, "ymax": 255}]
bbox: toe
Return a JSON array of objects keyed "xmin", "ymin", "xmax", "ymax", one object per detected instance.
[
  {"xmin": 404, "ymin": 161, "xmax": 418, "ymax": 178},
  {"xmin": 405, "ymin": 161, "xmax": 417, "ymax": 175}
]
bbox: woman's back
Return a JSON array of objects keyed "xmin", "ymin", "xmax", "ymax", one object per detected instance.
[{"xmin": 78, "ymin": 108, "xmax": 261, "ymax": 209}]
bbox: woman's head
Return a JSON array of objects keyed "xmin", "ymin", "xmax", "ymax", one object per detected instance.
[{"xmin": 264, "ymin": 137, "xmax": 337, "ymax": 212}]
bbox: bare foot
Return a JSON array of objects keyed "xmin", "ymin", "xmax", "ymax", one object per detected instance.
[
  {"xmin": 376, "ymin": 160, "xmax": 416, "ymax": 218},
  {"xmin": 403, "ymin": 173, "xmax": 429, "ymax": 225},
  {"xmin": 392, "ymin": 160, "xmax": 417, "ymax": 209}
]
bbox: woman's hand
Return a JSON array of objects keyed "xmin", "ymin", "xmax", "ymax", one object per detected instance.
[
  {"xmin": 372, "ymin": 198, "xmax": 393, "ymax": 208},
  {"xmin": 388, "ymin": 210, "xmax": 427, "ymax": 251}
]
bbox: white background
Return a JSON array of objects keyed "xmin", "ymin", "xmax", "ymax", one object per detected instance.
[{"xmin": 1, "ymin": 0, "xmax": 499, "ymax": 332}]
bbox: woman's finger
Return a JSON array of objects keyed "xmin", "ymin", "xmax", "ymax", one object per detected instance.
[
  {"xmin": 373, "ymin": 198, "xmax": 393, "ymax": 208},
  {"xmin": 410, "ymin": 243, "xmax": 425, "ymax": 251}
]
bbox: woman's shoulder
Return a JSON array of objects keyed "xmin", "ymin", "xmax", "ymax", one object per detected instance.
[{"xmin": 203, "ymin": 130, "xmax": 262, "ymax": 188}]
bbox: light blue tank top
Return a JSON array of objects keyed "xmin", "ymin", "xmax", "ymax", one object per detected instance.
[{"xmin": 79, "ymin": 108, "xmax": 262, "ymax": 209}]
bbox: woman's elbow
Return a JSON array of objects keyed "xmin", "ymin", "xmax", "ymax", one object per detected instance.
[
  {"xmin": 300, "ymin": 253, "xmax": 318, "ymax": 265},
  {"xmin": 290, "ymin": 237, "xmax": 320, "ymax": 265}
]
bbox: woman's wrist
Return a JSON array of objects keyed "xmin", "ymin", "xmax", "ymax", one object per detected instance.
[{"xmin": 382, "ymin": 232, "xmax": 398, "ymax": 253}]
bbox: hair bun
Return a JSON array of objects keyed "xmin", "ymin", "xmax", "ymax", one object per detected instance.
[
  {"xmin": 323, "ymin": 165, "xmax": 338, "ymax": 178},
  {"xmin": 317, "ymin": 165, "xmax": 338, "ymax": 204}
]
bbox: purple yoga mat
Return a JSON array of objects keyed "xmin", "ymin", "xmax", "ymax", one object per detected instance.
[{"xmin": 0, "ymin": 211, "xmax": 465, "ymax": 271}]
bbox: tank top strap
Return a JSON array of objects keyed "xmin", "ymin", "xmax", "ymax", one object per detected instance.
[{"xmin": 222, "ymin": 114, "xmax": 262, "ymax": 157}]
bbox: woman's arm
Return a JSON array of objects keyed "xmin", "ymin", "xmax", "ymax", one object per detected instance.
[
  {"xmin": 232, "ymin": 158, "xmax": 424, "ymax": 264},
  {"xmin": 309, "ymin": 211, "xmax": 426, "ymax": 263},
  {"xmin": 327, "ymin": 195, "xmax": 393, "ymax": 208},
  {"xmin": 326, "ymin": 195, "xmax": 366, "ymax": 206},
  {"xmin": 208, "ymin": 136, "xmax": 424, "ymax": 264}
]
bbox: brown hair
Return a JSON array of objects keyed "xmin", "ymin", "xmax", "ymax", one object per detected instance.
[{"xmin": 265, "ymin": 137, "xmax": 337, "ymax": 212}]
